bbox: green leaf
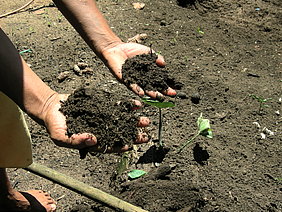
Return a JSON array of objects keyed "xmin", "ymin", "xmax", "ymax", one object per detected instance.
[
  {"xmin": 197, "ymin": 113, "xmax": 213, "ymax": 138},
  {"xmin": 128, "ymin": 169, "xmax": 147, "ymax": 179},
  {"xmin": 142, "ymin": 98, "xmax": 175, "ymax": 108}
]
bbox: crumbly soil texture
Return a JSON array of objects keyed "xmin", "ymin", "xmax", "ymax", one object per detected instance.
[
  {"xmin": 60, "ymin": 86, "xmax": 138, "ymax": 150},
  {"xmin": 1, "ymin": 0, "xmax": 281, "ymax": 211},
  {"xmin": 122, "ymin": 53, "xmax": 183, "ymax": 92}
]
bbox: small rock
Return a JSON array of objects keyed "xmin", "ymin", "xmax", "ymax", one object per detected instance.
[
  {"xmin": 191, "ymin": 93, "xmax": 201, "ymax": 104},
  {"xmin": 160, "ymin": 20, "xmax": 167, "ymax": 26},
  {"xmin": 262, "ymin": 127, "xmax": 274, "ymax": 136},
  {"xmin": 81, "ymin": 67, "xmax": 94, "ymax": 75},
  {"xmin": 176, "ymin": 92, "xmax": 188, "ymax": 99},
  {"xmin": 253, "ymin": 121, "xmax": 261, "ymax": 129},
  {"xmin": 77, "ymin": 62, "xmax": 88, "ymax": 69},
  {"xmin": 133, "ymin": 2, "xmax": 145, "ymax": 10},
  {"xmin": 147, "ymin": 164, "xmax": 172, "ymax": 180},
  {"xmin": 127, "ymin": 33, "xmax": 148, "ymax": 43},
  {"xmin": 57, "ymin": 71, "xmax": 70, "ymax": 82},
  {"xmin": 73, "ymin": 65, "xmax": 81, "ymax": 75}
]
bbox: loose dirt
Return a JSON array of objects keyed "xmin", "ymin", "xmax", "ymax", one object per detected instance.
[{"xmin": 1, "ymin": 0, "xmax": 281, "ymax": 211}]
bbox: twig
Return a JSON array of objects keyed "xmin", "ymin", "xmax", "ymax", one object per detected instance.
[
  {"xmin": 24, "ymin": 162, "xmax": 148, "ymax": 212},
  {"xmin": 158, "ymin": 108, "xmax": 163, "ymax": 146},
  {"xmin": 0, "ymin": 0, "xmax": 34, "ymax": 18}
]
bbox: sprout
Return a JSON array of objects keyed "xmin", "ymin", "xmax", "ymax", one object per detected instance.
[
  {"xmin": 142, "ymin": 97, "xmax": 175, "ymax": 147},
  {"xmin": 177, "ymin": 113, "xmax": 213, "ymax": 153}
]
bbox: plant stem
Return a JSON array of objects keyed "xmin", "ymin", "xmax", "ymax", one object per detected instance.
[
  {"xmin": 158, "ymin": 108, "xmax": 163, "ymax": 146},
  {"xmin": 177, "ymin": 132, "xmax": 200, "ymax": 153}
]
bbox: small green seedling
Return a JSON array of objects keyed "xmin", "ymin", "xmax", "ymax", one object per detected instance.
[
  {"xmin": 177, "ymin": 113, "xmax": 213, "ymax": 153},
  {"xmin": 142, "ymin": 97, "xmax": 175, "ymax": 146},
  {"xmin": 197, "ymin": 27, "xmax": 205, "ymax": 34},
  {"xmin": 249, "ymin": 94, "xmax": 272, "ymax": 113},
  {"xmin": 116, "ymin": 151, "xmax": 130, "ymax": 176}
]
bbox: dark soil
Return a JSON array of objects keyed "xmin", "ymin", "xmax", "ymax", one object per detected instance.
[
  {"xmin": 60, "ymin": 86, "xmax": 138, "ymax": 150},
  {"xmin": 122, "ymin": 53, "xmax": 183, "ymax": 92},
  {"xmin": 1, "ymin": 0, "xmax": 281, "ymax": 211}
]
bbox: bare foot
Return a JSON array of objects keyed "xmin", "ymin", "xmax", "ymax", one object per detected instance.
[{"xmin": 0, "ymin": 189, "xmax": 56, "ymax": 211}]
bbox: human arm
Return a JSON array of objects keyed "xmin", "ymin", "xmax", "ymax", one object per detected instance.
[
  {"xmin": 0, "ymin": 28, "xmax": 97, "ymax": 149},
  {"xmin": 0, "ymin": 28, "xmax": 149, "ymax": 151},
  {"xmin": 52, "ymin": 0, "xmax": 176, "ymax": 98}
]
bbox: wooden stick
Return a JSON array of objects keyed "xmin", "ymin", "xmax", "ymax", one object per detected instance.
[
  {"xmin": 24, "ymin": 162, "xmax": 148, "ymax": 212},
  {"xmin": 0, "ymin": 0, "xmax": 34, "ymax": 18}
]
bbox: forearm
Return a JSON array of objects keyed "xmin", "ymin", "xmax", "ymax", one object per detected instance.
[
  {"xmin": 53, "ymin": 0, "xmax": 122, "ymax": 60},
  {"xmin": 0, "ymin": 28, "xmax": 56, "ymax": 123}
]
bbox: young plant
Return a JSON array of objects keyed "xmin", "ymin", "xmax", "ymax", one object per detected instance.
[
  {"xmin": 249, "ymin": 94, "xmax": 272, "ymax": 113},
  {"xmin": 177, "ymin": 113, "xmax": 213, "ymax": 153},
  {"xmin": 116, "ymin": 151, "xmax": 130, "ymax": 176},
  {"xmin": 142, "ymin": 97, "xmax": 175, "ymax": 146},
  {"xmin": 197, "ymin": 27, "xmax": 205, "ymax": 34}
]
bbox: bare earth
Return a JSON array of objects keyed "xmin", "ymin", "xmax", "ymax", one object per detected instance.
[{"xmin": 1, "ymin": 0, "xmax": 281, "ymax": 211}]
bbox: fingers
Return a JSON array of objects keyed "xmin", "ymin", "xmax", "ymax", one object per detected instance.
[
  {"xmin": 88, "ymin": 132, "xmax": 149, "ymax": 154},
  {"xmin": 138, "ymin": 116, "xmax": 150, "ymax": 127},
  {"xmin": 82, "ymin": 117, "xmax": 150, "ymax": 155},
  {"xmin": 156, "ymin": 54, "xmax": 166, "ymax": 67},
  {"xmin": 52, "ymin": 131, "xmax": 97, "ymax": 149},
  {"xmin": 129, "ymin": 83, "xmax": 145, "ymax": 96},
  {"xmin": 136, "ymin": 133, "xmax": 150, "ymax": 144},
  {"xmin": 162, "ymin": 87, "xmax": 177, "ymax": 96}
]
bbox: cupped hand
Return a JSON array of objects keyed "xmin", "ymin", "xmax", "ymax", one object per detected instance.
[
  {"xmin": 42, "ymin": 93, "xmax": 150, "ymax": 152},
  {"xmin": 102, "ymin": 42, "xmax": 177, "ymax": 98},
  {"xmin": 42, "ymin": 93, "xmax": 97, "ymax": 149}
]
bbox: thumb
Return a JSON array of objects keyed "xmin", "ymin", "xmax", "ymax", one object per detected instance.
[{"xmin": 51, "ymin": 130, "xmax": 97, "ymax": 149}]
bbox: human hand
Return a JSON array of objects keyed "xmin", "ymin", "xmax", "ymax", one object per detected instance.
[
  {"xmin": 101, "ymin": 42, "xmax": 177, "ymax": 98},
  {"xmin": 42, "ymin": 94, "xmax": 150, "ymax": 152}
]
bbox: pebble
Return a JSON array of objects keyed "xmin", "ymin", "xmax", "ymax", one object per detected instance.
[{"xmin": 191, "ymin": 92, "xmax": 201, "ymax": 104}]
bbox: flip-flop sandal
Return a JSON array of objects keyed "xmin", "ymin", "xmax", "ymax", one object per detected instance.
[{"xmin": 20, "ymin": 192, "xmax": 48, "ymax": 212}]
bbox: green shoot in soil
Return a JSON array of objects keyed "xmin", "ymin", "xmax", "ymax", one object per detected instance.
[
  {"xmin": 177, "ymin": 113, "xmax": 213, "ymax": 153},
  {"xmin": 197, "ymin": 27, "xmax": 205, "ymax": 34},
  {"xmin": 249, "ymin": 94, "xmax": 272, "ymax": 113},
  {"xmin": 142, "ymin": 97, "xmax": 175, "ymax": 146},
  {"xmin": 117, "ymin": 152, "xmax": 130, "ymax": 175}
]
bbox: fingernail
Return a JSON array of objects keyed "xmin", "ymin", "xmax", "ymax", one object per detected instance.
[
  {"xmin": 85, "ymin": 138, "xmax": 96, "ymax": 146},
  {"xmin": 136, "ymin": 86, "xmax": 144, "ymax": 96},
  {"xmin": 142, "ymin": 134, "xmax": 149, "ymax": 142},
  {"xmin": 141, "ymin": 117, "xmax": 150, "ymax": 124}
]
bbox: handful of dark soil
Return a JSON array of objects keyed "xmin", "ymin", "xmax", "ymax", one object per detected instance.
[
  {"xmin": 60, "ymin": 86, "xmax": 139, "ymax": 151},
  {"xmin": 122, "ymin": 53, "xmax": 183, "ymax": 92}
]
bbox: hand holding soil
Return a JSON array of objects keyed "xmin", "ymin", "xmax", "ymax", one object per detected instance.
[
  {"xmin": 42, "ymin": 93, "xmax": 97, "ymax": 150},
  {"xmin": 59, "ymin": 86, "xmax": 150, "ymax": 156},
  {"xmin": 101, "ymin": 42, "xmax": 179, "ymax": 98}
]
